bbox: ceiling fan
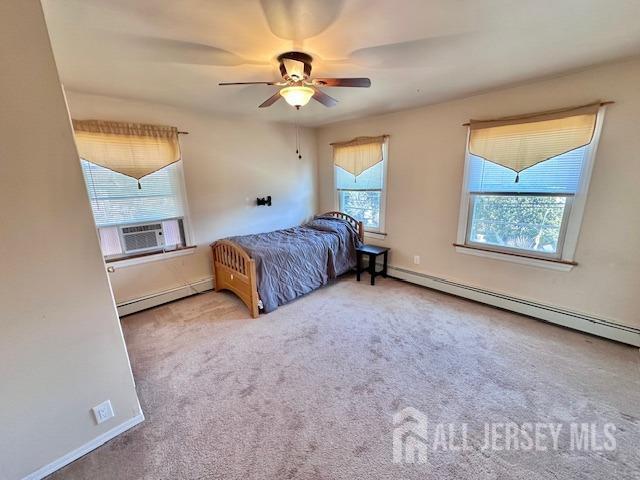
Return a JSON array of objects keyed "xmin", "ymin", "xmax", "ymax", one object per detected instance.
[{"xmin": 219, "ymin": 51, "xmax": 371, "ymax": 109}]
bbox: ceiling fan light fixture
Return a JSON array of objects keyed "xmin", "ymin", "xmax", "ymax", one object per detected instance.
[
  {"xmin": 220, "ymin": 51, "xmax": 370, "ymax": 109},
  {"xmin": 279, "ymin": 86, "xmax": 314, "ymax": 108}
]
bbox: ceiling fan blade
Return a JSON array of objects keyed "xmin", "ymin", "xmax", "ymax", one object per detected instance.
[
  {"xmin": 258, "ymin": 91, "xmax": 283, "ymax": 108},
  {"xmin": 219, "ymin": 81, "xmax": 278, "ymax": 86},
  {"xmin": 313, "ymin": 78, "xmax": 371, "ymax": 88},
  {"xmin": 311, "ymin": 87, "xmax": 338, "ymax": 107}
]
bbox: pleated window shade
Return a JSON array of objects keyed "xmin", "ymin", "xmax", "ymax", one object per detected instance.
[
  {"xmin": 468, "ymin": 103, "xmax": 599, "ymax": 181},
  {"xmin": 72, "ymin": 120, "xmax": 181, "ymax": 186},
  {"xmin": 80, "ymin": 160, "xmax": 185, "ymax": 228},
  {"xmin": 332, "ymin": 136, "xmax": 387, "ymax": 177}
]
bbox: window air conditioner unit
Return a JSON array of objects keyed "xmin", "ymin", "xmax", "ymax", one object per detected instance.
[{"xmin": 119, "ymin": 222, "xmax": 164, "ymax": 254}]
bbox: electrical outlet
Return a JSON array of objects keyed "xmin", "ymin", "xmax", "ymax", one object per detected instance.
[
  {"xmin": 92, "ymin": 400, "xmax": 114, "ymax": 425},
  {"xmin": 413, "ymin": 255, "xmax": 420, "ymax": 265}
]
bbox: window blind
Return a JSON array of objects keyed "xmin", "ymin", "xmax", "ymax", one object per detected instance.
[
  {"xmin": 81, "ymin": 160, "xmax": 185, "ymax": 227},
  {"xmin": 332, "ymin": 136, "xmax": 386, "ymax": 177},
  {"xmin": 336, "ymin": 161, "xmax": 384, "ymax": 191},
  {"xmin": 468, "ymin": 103, "xmax": 599, "ymax": 178},
  {"xmin": 467, "ymin": 146, "xmax": 588, "ymax": 194},
  {"xmin": 73, "ymin": 120, "xmax": 181, "ymax": 185}
]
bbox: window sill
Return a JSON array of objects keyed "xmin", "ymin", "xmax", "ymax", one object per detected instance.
[
  {"xmin": 106, "ymin": 246, "xmax": 196, "ymax": 269},
  {"xmin": 364, "ymin": 231, "xmax": 388, "ymax": 241},
  {"xmin": 453, "ymin": 243, "xmax": 576, "ymax": 272}
]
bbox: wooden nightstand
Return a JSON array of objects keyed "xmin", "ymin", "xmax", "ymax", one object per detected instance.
[{"xmin": 356, "ymin": 244, "xmax": 390, "ymax": 285}]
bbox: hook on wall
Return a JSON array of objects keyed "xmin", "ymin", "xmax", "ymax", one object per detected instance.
[{"xmin": 256, "ymin": 195, "xmax": 272, "ymax": 206}]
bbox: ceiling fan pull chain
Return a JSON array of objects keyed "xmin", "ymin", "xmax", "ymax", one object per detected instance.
[{"xmin": 296, "ymin": 116, "xmax": 302, "ymax": 160}]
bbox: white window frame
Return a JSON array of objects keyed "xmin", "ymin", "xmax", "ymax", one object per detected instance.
[
  {"xmin": 455, "ymin": 107, "xmax": 606, "ymax": 270},
  {"xmin": 171, "ymin": 160, "xmax": 195, "ymax": 247},
  {"xmin": 334, "ymin": 139, "xmax": 389, "ymax": 235}
]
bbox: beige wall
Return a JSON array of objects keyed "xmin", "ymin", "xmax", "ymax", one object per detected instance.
[
  {"xmin": 64, "ymin": 92, "xmax": 317, "ymax": 305},
  {"xmin": 0, "ymin": 2, "xmax": 141, "ymax": 479},
  {"xmin": 317, "ymin": 58, "xmax": 640, "ymax": 330}
]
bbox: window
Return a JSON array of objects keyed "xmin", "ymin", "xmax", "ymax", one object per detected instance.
[
  {"xmin": 73, "ymin": 120, "xmax": 191, "ymax": 261},
  {"xmin": 334, "ymin": 139, "xmax": 388, "ymax": 233},
  {"xmin": 80, "ymin": 160, "xmax": 190, "ymax": 259},
  {"xmin": 457, "ymin": 105, "xmax": 605, "ymax": 266}
]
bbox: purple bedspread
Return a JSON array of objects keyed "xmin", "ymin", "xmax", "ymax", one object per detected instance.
[{"xmin": 227, "ymin": 217, "xmax": 362, "ymax": 313}]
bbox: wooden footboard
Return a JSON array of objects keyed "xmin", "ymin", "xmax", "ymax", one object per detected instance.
[
  {"xmin": 211, "ymin": 240, "xmax": 259, "ymax": 318},
  {"xmin": 211, "ymin": 212, "xmax": 363, "ymax": 318}
]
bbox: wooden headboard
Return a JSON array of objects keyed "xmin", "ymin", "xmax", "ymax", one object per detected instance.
[{"xmin": 321, "ymin": 211, "xmax": 365, "ymax": 241}]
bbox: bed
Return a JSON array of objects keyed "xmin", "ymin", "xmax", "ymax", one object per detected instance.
[{"xmin": 210, "ymin": 211, "xmax": 364, "ymax": 317}]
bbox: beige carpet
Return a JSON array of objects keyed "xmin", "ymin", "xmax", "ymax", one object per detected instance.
[{"xmin": 50, "ymin": 277, "xmax": 639, "ymax": 479}]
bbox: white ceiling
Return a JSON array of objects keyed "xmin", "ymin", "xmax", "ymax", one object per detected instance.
[{"xmin": 42, "ymin": 0, "xmax": 640, "ymax": 126}]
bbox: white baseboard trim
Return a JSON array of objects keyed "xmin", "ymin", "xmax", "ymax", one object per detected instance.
[
  {"xmin": 386, "ymin": 265, "xmax": 640, "ymax": 347},
  {"xmin": 113, "ymin": 267, "xmax": 639, "ymax": 345},
  {"xmin": 23, "ymin": 413, "xmax": 145, "ymax": 480},
  {"xmin": 117, "ymin": 276, "xmax": 214, "ymax": 316}
]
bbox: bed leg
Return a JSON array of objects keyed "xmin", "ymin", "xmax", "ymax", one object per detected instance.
[{"xmin": 248, "ymin": 258, "xmax": 260, "ymax": 318}]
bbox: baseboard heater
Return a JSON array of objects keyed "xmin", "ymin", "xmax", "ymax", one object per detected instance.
[
  {"xmin": 385, "ymin": 264, "xmax": 640, "ymax": 347},
  {"xmin": 116, "ymin": 277, "xmax": 214, "ymax": 317},
  {"xmin": 115, "ymin": 267, "xmax": 639, "ymax": 347}
]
